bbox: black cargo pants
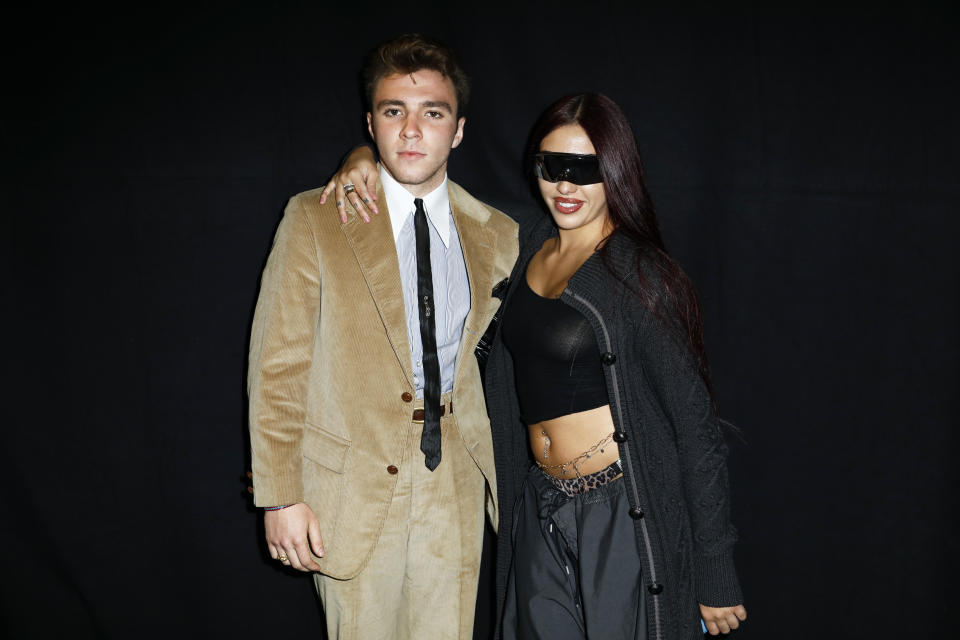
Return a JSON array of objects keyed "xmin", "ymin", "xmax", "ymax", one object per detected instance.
[{"xmin": 501, "ymin": 465, "xmax": 648, "ymax": 639}]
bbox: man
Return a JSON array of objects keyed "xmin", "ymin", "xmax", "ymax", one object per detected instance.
[{"xmin": 248, "ymin": 34, "xmax": 518, "ymax": 639}]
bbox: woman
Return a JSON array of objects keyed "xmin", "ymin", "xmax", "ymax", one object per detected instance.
[{"xmin": 323, "ymin": 93, "xmax": 746, "ymax": 639}]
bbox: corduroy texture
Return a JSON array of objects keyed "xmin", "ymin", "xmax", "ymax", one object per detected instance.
[
  {"xmin": 312, "ymin": 407, "xmax": 484, "ymax": 640},
  {"xmin": 487, "ymin": 217, "xmax": 742, "ymax": 640},
  {"xmin": 248, "ymin": 180, "xmax": 518, "ymax": 586}
]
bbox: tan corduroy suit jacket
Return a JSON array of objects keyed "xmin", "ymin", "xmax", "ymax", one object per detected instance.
[{"xmin": 248, "ymin": 180, "xmax": 518, "ymax": 580}]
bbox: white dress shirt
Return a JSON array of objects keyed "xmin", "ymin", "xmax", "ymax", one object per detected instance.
[{"xmin": 380, "ymin": 165, "xmax": 470, "ymax": 397}]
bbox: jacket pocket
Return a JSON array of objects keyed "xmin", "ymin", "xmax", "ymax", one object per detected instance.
[{"xmin": 302, "ymin": 423, "xmax": 351, "ymax": 474}]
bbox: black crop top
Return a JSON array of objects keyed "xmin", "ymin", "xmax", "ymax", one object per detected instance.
[{"xmin": 500, "ymin": 274, "xmax": 609, "ymax": 424}]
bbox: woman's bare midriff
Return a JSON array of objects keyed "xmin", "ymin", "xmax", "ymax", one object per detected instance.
[{"xmin": 528, "ymin": 405, "xmax": 619, "ymax": 479}]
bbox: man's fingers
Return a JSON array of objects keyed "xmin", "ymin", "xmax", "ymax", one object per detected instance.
[
  {"xmin": 284, "ymin": 546, "xmax": 306, "ymax": 571},
  {"xmin": 270, "ymin": 535, "xmax": 303, "ymax": 570},
  {"xmin": 269, "ymin": 543, "xmax": 291, "ymax": 567},
  {"xmin": 734, "ymin": 606, "xmax": 747, "ymax": 622},
  {"xmin": 270, "ymin": 536, "xmax": 320, "ymax": 572},
  {"xmin": 705, "ymin": 620, "xmax": 720, "ymax": 636},
  {"xmin": 263, "ymin": 504, "xmax": 323, "ymax": 572},
  {"xmin": 308, "ymin": 520, "xmax": 325, "ymax": 558},
  {"xmin": 294, "ymin": 539, "xmax": 322, "ymax": 572}
]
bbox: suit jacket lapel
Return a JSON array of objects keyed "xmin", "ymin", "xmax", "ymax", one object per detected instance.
[
  {"xmin": 450, "ymin": 184, "xmax": 496, "ymax": 390},
  {"xmin": 340, "ymin": 191, "xmax": 415, "ymax": 389}
]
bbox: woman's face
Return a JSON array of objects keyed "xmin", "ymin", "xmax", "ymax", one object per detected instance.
[{"xmin": 537, "ymin": 124, "xmax": 610, "ymax": 236}]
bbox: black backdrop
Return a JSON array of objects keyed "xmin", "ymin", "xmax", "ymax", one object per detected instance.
[{"xmin": 4, "ymin": 3, "xmax": 957, "ymax": 639}]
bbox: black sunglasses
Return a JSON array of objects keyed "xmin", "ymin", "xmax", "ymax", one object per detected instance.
[{"xmin": 533, "ymin": 152, "xmax": 603, "ymax": 185}]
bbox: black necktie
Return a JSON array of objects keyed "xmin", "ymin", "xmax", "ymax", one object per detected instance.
[{"xmin": 414, "ymin": 198, "xmax": 442, "ymax": 471}]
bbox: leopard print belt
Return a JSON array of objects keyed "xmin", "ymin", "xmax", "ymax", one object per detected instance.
[{"xmin": 541, "ymin": 459, "xmax": 624, "ymax": 497}]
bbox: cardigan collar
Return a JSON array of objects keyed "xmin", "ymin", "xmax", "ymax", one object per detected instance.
[{"xmin": 519, "ymin": 216, "xmax": 640, "ymax": 298}]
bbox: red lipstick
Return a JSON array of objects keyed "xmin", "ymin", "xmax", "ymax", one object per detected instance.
[{"xmin": 553, "ymin": 197, "xmax": 584, "ymax": 214}]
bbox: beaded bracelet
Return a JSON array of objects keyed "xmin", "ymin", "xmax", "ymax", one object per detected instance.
[{"xmin": 263, "ymin": 504, "xmax": 293, "ymax": 511}]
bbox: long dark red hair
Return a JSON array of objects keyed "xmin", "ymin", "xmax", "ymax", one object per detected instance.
[{"xmin": 527, "ymin": 93, "xmax": 715, "ymax": 404}]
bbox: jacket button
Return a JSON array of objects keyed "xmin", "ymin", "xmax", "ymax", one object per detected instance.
[
  {"xmin": 401, "ymin": 392, "xmax": 413, "ymax": 403},
  {"xmin": 628, "ymin": 506, "xmax": 645, "ymax": 520},
  {"xmin": 601, "ymin": 352, "xmax": 616, "ymax": 365},
  {"xmin": 648, "ymin": 583, "xmax": 663, "ymax": 595},
  {"xmin": 387, "ymin": 465, "xmax": 398, "ymax": 475},
  {"xmin": 613, "ymin": 431, "xmax": 628, "ymax": 443}
]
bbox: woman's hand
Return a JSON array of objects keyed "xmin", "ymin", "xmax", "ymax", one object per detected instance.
[
  {"xmin": 699, "ymin": 603, "xmax": 747, "ymax": 635},
  {"xmin": 319, "ymin": 145, "xmax": 380, "ymax": 223}
]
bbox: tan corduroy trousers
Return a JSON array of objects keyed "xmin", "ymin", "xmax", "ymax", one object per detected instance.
[{"xmin": 313, "ymin": 401, "xmax": 486, "ymax": 640}]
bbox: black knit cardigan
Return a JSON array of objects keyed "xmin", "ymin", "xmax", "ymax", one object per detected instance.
[{"xmin": 485, "ymin": 217, "xmax": 743, "ymax": 640}]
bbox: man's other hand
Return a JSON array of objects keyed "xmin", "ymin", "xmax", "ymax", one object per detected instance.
[{"xmin": 265, "ymin": 503, "xmax": 325, "ymax": 572}]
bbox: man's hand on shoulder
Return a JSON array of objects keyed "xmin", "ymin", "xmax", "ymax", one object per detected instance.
[{"xmin": 264, "ymin": 503, "xmax": 325, "ymax": 572}]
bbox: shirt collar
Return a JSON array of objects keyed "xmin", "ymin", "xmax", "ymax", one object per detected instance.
[{"xmin": 380, "ymin": 164, "xmax": 451, "ymax": 248}]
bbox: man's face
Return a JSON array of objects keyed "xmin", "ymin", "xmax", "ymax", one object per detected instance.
[{"xmin": 367, "ymin": 70, "xmax": 465, "ymax": 197}]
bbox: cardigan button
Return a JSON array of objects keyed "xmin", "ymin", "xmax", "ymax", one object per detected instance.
[
  {"xmin": 648, "ymin": 583, "xmax": 664, "ymax": 595},
  {"xmin": 600, "ymin": 351, "xmax": 616, "ymax": 365},
  {"xmin": 628, "ymin": 506, "xmax": 644, "ymax": 520},
  {"xmin": 387, "ymin": 465, "xmax": 399, "ymax": 475},
  {"xmin": 401, "ymin": 392, "xmax": 413, "ymax": 403},
  {"xmin": 613, "ymin": 431, "xmax": 628, "ymax": 443}
]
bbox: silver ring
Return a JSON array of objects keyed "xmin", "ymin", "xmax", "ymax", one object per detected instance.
[
  {"xmin": 343, "ymin": 184, "xmax": 356, "ymax": 195},
  {"xmin": 336, "ymin": 201, "xmax": 343, "ymax": 207}
]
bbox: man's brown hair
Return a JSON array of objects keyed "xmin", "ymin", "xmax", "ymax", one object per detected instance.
[{"xmin": 362, "ymin": 34, "xmax": 470, "ymax": 117}]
